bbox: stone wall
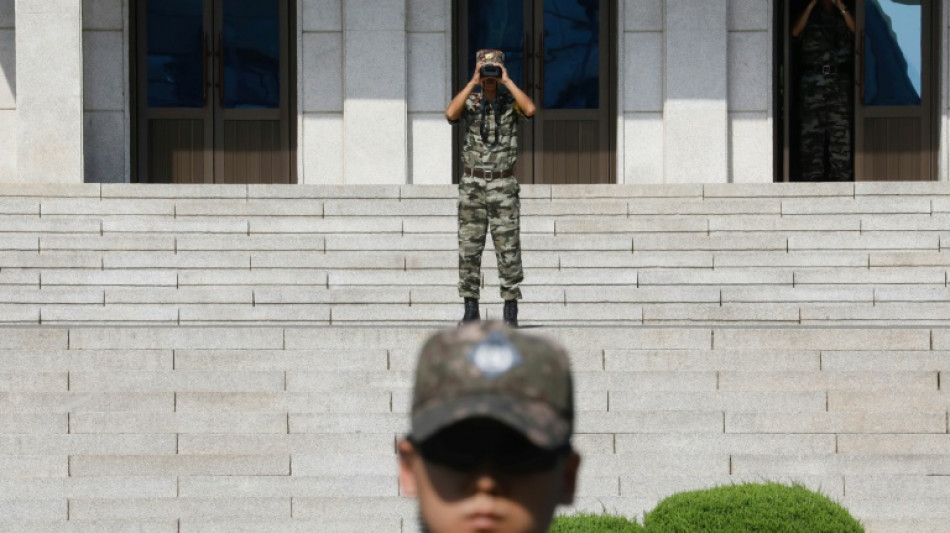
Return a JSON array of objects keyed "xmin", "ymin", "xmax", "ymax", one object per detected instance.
[
  {"xmin": 727, "ymin": 0, "xmax": 773, "ymax": 183},
  {"xmin": 0, "ymin": 0, "xmax": 15, "ymax": 181},
  {"xmin": 406, "ymin": 0, "xmax": 451, "ymax": 185},
  {"xmin": 16, "ymin": 0, "xmax": 84, "ymax": 184},
  {"xmin": 620, "ymin": 0, "xmax": 773, "ymax": 184},
  {"xmin": 300, "ymin": 0, "xmax": 450, "ymax": 185},
  {"xmin": 83, "ymin": 0, "xmax": 128, "ymax": 183}
]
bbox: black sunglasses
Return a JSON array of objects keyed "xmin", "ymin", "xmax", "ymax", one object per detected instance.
[{"xmin": 410, "ymin": 420, "xmax": 570, "ymax": 475}]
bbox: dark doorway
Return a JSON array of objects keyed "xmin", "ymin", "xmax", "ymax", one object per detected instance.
[
  {"xmin": 454, "ymin": 0, "xmax": 616, "ymax": 184},
  {"xmin": 778, "ymin": 0, "xmax": 938, "ymax": 182},
  {"xmin": 133, "ymin": 0, "xmax": 295, "ymax": 184}
]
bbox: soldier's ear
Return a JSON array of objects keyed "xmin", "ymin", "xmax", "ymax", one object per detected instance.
[{"xmin": 397, "ymin": 439, "xmax": 420, "ymax": 497}]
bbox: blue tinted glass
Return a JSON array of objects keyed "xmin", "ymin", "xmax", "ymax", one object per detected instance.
[
  {"xmin": 543, "ymin": 0, "xmax": 599, "ymax": 109},
  {"xmin": 467, "ymin": 0, "xmax": 525, "ymax": 90},
  {"xmin": 864, "ymin": 0, "xmax": 921, "ymax": 106},
  {"xmin": 223, "ymin": 0, "xmax": 280, "ymax": 109},
  {"xmin": 147, "ymin": 0, "xmax": 204, "ymax": 108}
]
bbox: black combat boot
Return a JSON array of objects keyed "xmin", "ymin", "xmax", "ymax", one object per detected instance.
[
  {"xmin": 459, "ymin": 298, "xmax": 480, "ymax": 325},
  {"xmin": 503, "ymin": 299, "xmax": 518, "ymax": 328}
]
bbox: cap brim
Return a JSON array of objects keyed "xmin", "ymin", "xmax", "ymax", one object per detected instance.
[{"xmin": 411, "ymin": 394, "xmax": 570, "ymax": 451}]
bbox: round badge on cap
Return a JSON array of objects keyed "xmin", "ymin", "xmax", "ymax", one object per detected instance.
[{"xmin": 467, "ymin": 330, "xmax": 523, "ymax": 379}]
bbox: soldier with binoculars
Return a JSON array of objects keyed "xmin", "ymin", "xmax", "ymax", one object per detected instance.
[{"xmin": 445, "ymin": 49, "xmax": 536, "ymax": 328}]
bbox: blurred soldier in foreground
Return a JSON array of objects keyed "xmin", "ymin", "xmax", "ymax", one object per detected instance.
[
  {"xmin": 446, "ymin": 49, "xmax": 536, "ymax": 327},
  {"xmin": 398, "ymin": 322, "xmax": 580, "ymax": 533}
]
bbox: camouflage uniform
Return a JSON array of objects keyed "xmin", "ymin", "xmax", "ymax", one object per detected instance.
[
  {"xmin": 798, "ymin": 5, "xmax": 853, "ymax": 181},
  {"xmin": 450, "ymin": 90, "xmax": 530, "ymax": 301}
]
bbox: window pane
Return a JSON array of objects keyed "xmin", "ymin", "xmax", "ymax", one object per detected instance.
[
  {"xmin": 147, "ymin": 0, "xmax": 204, "ymax": 108},
  {"xmin": 222, "ymin": 0, "xmax": 281, "ymax": 109},
  {"xmin": 543, "ymin": 0, "xmax": 599, "ymax": 109},
  {"xmin": 864, "ymin": 0, "xmax": 922, "ymax": 106},
  {"xmin": 467, "ymin": 0, "xmax": 525, "ymax": 90}
]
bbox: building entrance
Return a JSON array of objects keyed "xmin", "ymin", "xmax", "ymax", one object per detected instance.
[
  {"xmin": 455, "ymin": 0, "xmax": 616, "ymax": 184},
  {"xmin": 778, "ymin": 0, "xmax": 937, "ymax": 182},
  {"xmin": 133, "ymin": 0, "xmax": 295, "ymax": 183}
]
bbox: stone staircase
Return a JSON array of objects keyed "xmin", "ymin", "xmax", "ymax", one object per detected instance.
[{"xmin": 0, "ymin": 182, "xmax": 949, "ymax": 532}]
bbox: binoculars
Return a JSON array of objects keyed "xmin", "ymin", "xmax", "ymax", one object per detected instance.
[{"xmin": 479, "ymin": 64, "xmax": 502, "ymax": 79}]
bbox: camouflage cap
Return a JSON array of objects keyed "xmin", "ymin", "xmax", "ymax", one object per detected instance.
[
  {"xmin": 410, "ymin": 321, "xmax": 574, "ymax": 450},
  {"xmin": 476, "ymin": 49, "xmax": 505, "ymax": 66}
]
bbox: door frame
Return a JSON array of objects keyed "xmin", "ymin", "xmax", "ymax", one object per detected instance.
[
  {"xmin": 451, "ymin": 0, "xmax": 617, "ymax": 185},
  {"xmin": 130, "ymin": 0, "xmax": 298, "ymax": 184},
  {"xmin": 775, "ymin": 0, "xmax": 941, "ymax": 182}
]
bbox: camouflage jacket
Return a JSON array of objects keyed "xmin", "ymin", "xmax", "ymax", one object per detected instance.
[
  {"xmin": 449, "ymin": 91, "xmax": 531, "ymax": 172},
  {"xmin": 797, "ymin": 5, "xmax": 852, "ymax": 68}
]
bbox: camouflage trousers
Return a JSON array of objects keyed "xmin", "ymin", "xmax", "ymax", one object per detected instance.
[
  {"xmin": 458, "ymin": 174, "xmax": 523, "ymax": 301},
  {"xmin": 800, "ymin": 73, "xmax": 852, "ymax": 181}
]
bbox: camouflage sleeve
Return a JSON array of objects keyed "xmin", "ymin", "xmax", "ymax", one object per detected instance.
[
  {"xmin": 515, "ymin": 101, "xmax": 533, "ymax": 121},
  {"xmin": 457, "ymin": 104, "xmax": 472, "ymax": 130},
  {"xmin": 514, "ymin": 102, "xmax": 534, "ymax": 121},
  {"xmin": 448, "ymin": 95, "xmax": 475, "ymax": 125}
]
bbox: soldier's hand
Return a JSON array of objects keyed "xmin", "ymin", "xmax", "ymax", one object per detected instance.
[
  {"xmin": 500, "ymin": 64, "xmax": 512, "ymax": 86},
  {"xmin": 471, "ymin": 62, "xmax": 485, "ymax": 85}
]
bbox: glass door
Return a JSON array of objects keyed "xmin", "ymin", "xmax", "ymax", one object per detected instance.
[
  {"xmin": 214, "ymin": 0, "xmax": 290, "ymax": 184},
  {"xmin": 139, "ymin": 0, "xmax": 212, "ymax": 183},
  {"xmin": 855, "ymin": 0, "xmax": 934, "ymax": 181},
  {"xmin": 136, "ymin": 0, "xmax": 293, "ymax": 183},
  {"xmin": 456, "ymin": 0, "xmax": 615, "ymax": 184},
  {"xmin": 534, "ymin": 0, "xmax": 610, "ymax": 184}
]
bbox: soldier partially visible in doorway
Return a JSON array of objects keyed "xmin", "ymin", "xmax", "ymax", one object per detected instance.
[
  {"xmin": 445, "ymin": 49, "xmax": 536, "ymax": 327},
  {"xmin": 792, "ymin": 0, "xmax": 855, "ymax": 181}
]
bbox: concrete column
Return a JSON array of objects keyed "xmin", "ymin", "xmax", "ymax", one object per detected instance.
[
  {"xmin": 406, "ymin": 0, "xmax": 450, "ymax": 184},
  {"xmin": 15, "ymin": 0, "xmax": 84, "ymax": 183},
  {"xmin": 622, "ymin": 0, "xmax": 665, "ymax": 184},
  {"xmin": 342, "ymin": 0, "xmax": 406, "ymax": 184},
  {"xmin": 301, "ymin": 0, "xmax": 344, "ymax": 184},
  {"xmin": 665, "ymin": 0, "xmax": 727, "ymax": 183},
  {"xmin": 727, "ymin": 0, "xmax": 772, "ymax": 183},
  {"xmin": 83, "ymin": 0, "xmax": 128, "ymax": 183},
  {"xmin": 0, "ymin": 0, "xmax": 16, "ymax": 181}
]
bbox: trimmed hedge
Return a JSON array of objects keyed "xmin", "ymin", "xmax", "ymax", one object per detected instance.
[
  {"xmin": 552, "ymin": 482, "xmax": 863, "ymax": 533},
  {"xmin": 643, "ymin": 482, "xmax": 864, "ymax": 532},
  {"xmin": 551, "ymin": 512, "xmax": 644, "ymax": 532}
]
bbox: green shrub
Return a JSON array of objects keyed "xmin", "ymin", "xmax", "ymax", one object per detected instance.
[
  {"xmin": 551, "ymin": 512, "xmax": 644, "ymax": 532},
  {"xmin": 642, "ymin": 482, "xmax": 864, "ymax": 533}
]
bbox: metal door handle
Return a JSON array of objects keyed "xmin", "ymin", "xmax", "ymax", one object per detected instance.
[
  {"xmin": 538, "ymin": 33, "xmax": 545, "ymax": 104},
  {"xmin": 202, "ymin": 33, "xmax": 210, "ymax": 106},
  {"xmin": 216, "ymin": 33, "xmax": 224, "ymax": 104},
  {"xmin": 858, "ymin": 30, "xmax": 865, "ymax": 103},
  {"xmin": 523, "ymin": 32, "xmax": 531, "ymax": 92}
]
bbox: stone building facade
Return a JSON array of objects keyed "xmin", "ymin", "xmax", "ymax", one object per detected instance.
[{"xmin": 0, "ymin": 0, "xmax": 944, "ymax": 185}]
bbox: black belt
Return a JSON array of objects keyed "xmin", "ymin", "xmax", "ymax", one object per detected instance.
[
  {"xmin": 805, "ymin": 64, "xmax": 845, "ymax": 75},
  {"xmin": 464, "ymin": 167, "xmax": 515, "ymax": 180}
]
